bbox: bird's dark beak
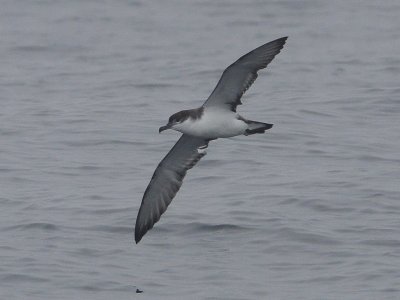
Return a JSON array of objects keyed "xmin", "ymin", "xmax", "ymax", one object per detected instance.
[{"xmin": 159, "ymin": 124, "xmax": 171, "ymax": 133}]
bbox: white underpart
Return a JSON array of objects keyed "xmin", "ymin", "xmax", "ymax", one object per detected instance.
[
  {"xmin": 197, "ymin": 147, "xmax": 207, "ymax": 154},
  {"xmin": 172, "ymin": 108, "xmax": 248, "ymax": 139}
]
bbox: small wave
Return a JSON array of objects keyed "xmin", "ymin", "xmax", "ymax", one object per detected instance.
[
  {"xmin": 279, "ymin": 227, "xmax": 341, "ymax": 245},
  {"xmin": 4, "ymin": 222, "xmax": 59, "ymax": 232},
  {"xmin": 190, "ymin": 69, "xmax": 222, "ymax": 77},
  {"xmin": 1, "ymin": 273, "xmax": 48, "ymax": 283},
  {"xmin": 360, "ymin": 239, "xmax": 400, "ymax": 247},
  {"xmin": 183, "ymin": 222, "xmax": 250, "ymax": 233},
  {"xmin": 356, "ymin": 154, "xmax": 400, "ymax": 163},
  {"xmin": 62, "ymin": 139, "xmax": 143, "ymax": 147},
  {"xmin": 298, "ymin": 109, "xmax": 335, "ymax": 118},
  {"xmin": 132, "ymin": 83, "xmax": 179, "ymax": 89},
  {"xmin": 74, "ymin": 280, "xmax": 135, "ymax": 292},
  {"xmin": 300, "ymin": 199, "xmax": 354, "ymax": 213},
  {"xmin": 91, "ymin": 207, "xmax": 133, "ymax": 215},
  {"xmin": 12, "ymin": 45, "xmax": 50, "ymax": 52},
  {"xmin": 83, "ymin": 225, "xmax": 132, "ymax": 234}
]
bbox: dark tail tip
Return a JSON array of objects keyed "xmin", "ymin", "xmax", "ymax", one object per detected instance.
[{"xmin": 245, "ymin": 122, "xmax": 273, "ymax": 135}]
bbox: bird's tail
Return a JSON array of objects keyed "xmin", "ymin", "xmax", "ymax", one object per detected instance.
[{"xmin": 244, "ymin": 120, "xmax": 273, "ymax": 135}]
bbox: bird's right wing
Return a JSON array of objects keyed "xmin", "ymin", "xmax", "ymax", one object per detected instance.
[
  {"xmin": 203, "ymin": 37, "xmax": 287, "ymax": 112},
  {"xmin": 135, "ymin": 134, "xmax": 209, "ymax": 243}
]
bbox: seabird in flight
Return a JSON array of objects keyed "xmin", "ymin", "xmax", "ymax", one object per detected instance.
[{"xmin": 135, "ymin": 37, "xmax": 288, "ymax": 243}]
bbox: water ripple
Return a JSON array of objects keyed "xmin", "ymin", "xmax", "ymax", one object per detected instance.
[
  {"xmin": 3, "ymin": 222, "xmax": 59, "ymax": 232},
  {"xmin": 1, "ymin": 273, "xmax": 49, "ymax": 283},
  {"xmin": 182, "ymin": 222, "xmax": 251, "ymax": 233}
]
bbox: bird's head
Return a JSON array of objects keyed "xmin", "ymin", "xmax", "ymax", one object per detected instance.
[{"xmin": 159, "ymin": 110, "xmax": 188, "ymax": 133}]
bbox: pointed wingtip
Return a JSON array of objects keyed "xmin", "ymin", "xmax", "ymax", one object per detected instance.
[
  {"xmin": 274, "ymin": 36, "xmax": 288, "ymax": 46},
  {"xmin": 135, "ymin": 221, "xmax": 145, "ymax": 244},
  {"xmin": 135, "ymin": 227, "xmax": 144, "ymax": 244},
  {"xmin": 135, "ymin": 233, "xmax": 142, "ymax": 244},
  {"xmin": 278, "ymin": 36, "xmax": 288, "ymax": 45}
]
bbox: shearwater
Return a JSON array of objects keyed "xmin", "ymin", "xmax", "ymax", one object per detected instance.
[{"xmin": 135, "ymin": 37, "xmax": 288, "ymax": 243}]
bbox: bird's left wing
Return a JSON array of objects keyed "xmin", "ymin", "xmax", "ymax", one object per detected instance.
[{"xmin": 135, "ymin": 134, "xmax": 209, "ymax": 243}]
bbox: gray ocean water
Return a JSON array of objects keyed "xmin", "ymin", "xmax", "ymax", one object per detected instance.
[{"xmin": 1, "ymin": 0, "xmax": 400, "ymax": 299}]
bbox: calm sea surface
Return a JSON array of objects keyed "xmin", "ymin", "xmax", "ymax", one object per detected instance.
[{"xmin": 1, "ymin": 0, "xmax": 399, "ymax": 299}]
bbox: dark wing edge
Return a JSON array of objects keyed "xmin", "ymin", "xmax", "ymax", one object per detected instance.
[
  {"xmin": 135, "ymin": 134, "xmax": 209, "ymax": 243},
  {"xmin": 203, "ymin": 36, "xmax": 288, "ymax": 112}
]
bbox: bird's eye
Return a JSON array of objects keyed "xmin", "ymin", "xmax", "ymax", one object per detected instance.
[{"xmin": 169, "ymin": 117, "xmax": 182, "ymax": 124}]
